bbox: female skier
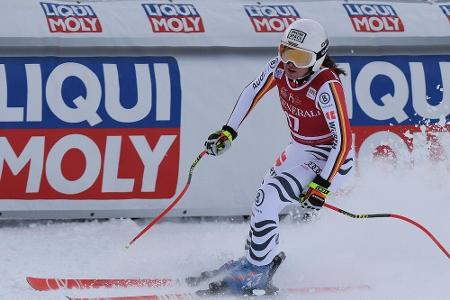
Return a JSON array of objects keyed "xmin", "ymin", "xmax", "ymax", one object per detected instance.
[{"xmin": 203, "ymin": 18, "xmax": 354, "ymax": 295}]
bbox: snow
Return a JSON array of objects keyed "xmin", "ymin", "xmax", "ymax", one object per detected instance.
[{"xmin": 1, "ymin": 161, "xmax": 450, "ymax": 299}]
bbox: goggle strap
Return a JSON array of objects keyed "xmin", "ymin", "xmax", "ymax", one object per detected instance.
[{"xmin": 317, "ymin": 39, "xmax": 329, "ymax": 59}]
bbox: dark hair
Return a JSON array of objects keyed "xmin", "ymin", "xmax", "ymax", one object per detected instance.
[{"xmin": 322, "ymin": 55, "xmax": 346, "ymax": 76}]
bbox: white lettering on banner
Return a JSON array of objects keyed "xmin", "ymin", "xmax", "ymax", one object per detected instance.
[
  {"xmin": 26, "ymin": 64, "xmax": 43, "ymax": 122},
  {"xmin": 104, "ymin": 64, "xmax": 151, "ymax": 123},
  {"xmin": 48, "ymin": 17, "xmax": 100, "ymax": 32},
  {"xmin": 245, "ymin": 5, "xmax": 299, "ymax": 32},
  {"xmin": 355, "ymin": 61, "xmax": 409, "ymax": 122},
  {"xmin": 353, "ymin": 17, "xmax": 401, "ymax": 32},
  {"xmin": 0, "ymin": 137, "xmax": 44, "ymax": 193},
  {"xmin": 154, "ymin": 64, "xmax": 172, "ymax": 121},
  {"xmin": 46, "ymin": 63, "xmax": 103, "ymax": 126},
  {"xmin": 411, "ymin": 62, "xmax": 450, "ymax": 119},
  {"xmin": 42, "ymin": 3, "xmax": 95, "ymax": 17},
  {"xmin": 102, "ymin": 135, "xmax": 177, "ymax": 193},
  {"xmin": 144, "ymin": 4, "xmax": 198, "ymax": 16},
  {"xmin": 246, "ymin": 6, "xmax": 298, "ymax": 17},
  {"xmin": 46, "ymin": 134, "xmax": 101, "ymax": 194},
  {"xmin": 0, "ymin": 65, "xmax": 24, "ymax": 121},
  {"xmin": 0, "ymin": 63, "xmax": 171, "ymax": 124},
  {"xmin": 351, "ymin": 61, "xmax": 449, "ymax": 122},
  {"xmin": 151, "ymin": 17, "xmax": 201, "ymax": 32},
  {"xmin": 253, "ymin": 18, "xmax": 297, "ymax": 32},
  {"xmin": 346, "ymin": 4, "xmax": 396, "ymax": 16},
  {"xmin": 102, "ymin": 136, "xmax": 134, "ymax": 193},
  {"xmin": 130, "ymin": 135, "xmax": 177, "ymax": 192},
  {"xmin": 0, "ymin": 134, "xmax": 176, "ymax": 194}
]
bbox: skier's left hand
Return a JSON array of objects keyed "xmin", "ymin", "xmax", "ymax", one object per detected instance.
[
  {"xmin": 204, "ymin": 125, "xmax": 237, "ymax": 156},
  {"xmin": 300, "ymin": 175, "xmax": 331, "ymax": 211}
]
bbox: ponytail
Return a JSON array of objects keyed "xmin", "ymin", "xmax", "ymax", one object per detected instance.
[{"xmin": 322, "ymin": 55, "xmax": 346, "ymax": 76}]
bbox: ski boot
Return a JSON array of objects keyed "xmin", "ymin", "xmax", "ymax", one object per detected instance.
[
  {"xmin": 185, "ymin": 258, "xmax": 241, "ymax": 287},
  {"xmin": 196, "ymin": 251, "xmax": 286, "ymax": 297}
]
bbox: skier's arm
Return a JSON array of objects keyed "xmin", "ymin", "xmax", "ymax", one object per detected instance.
[
  {"xmin": 205, "ymin": 58, "xmax": 278, "ymax": 156},
  {"xmin": 225, "ymin": 57, "xmax": 278, "ymax": 132},
  {"xmin": 299, "ymin": 81, "xmax": 352, "ymax": 210},
  {"xmin": 316, "ymin": 81, "xmax": 352, "ymax": 183}
]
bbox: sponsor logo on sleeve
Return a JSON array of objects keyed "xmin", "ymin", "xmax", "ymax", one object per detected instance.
[
  {"xmin": 40, "ymin": 2, "xmax": 102, "ymax": 33},
  {"xmin": 244, "ymin": 5, "xmax": 300, "ymax": 32},
  {"xmin": 269, "ymin": 57, "xmax": 278, "ymax": 68},
  {"xmin": 274, "ymin": 68, "xmax": 284, "ymax": 79},
  {"xmin": 142, "ymin": 3, "xmax": 205, "ymax": 33},
  {"xmin": 325, "ymin": 111, "xmax": 337, "ymax": 120},
  {"xmin": 252, "ymin": 73, "xmax": 265, "ymax": 89},
  {"xmin": 440, "ymin": 5, "xmax": 450, "ymax": 22},
  {"xmin": 0, "ymin": 57, "xmax": 181, "ymax": 200},
  {"xmin": 328, "ymin": 121, "xmax": 338, "ymax": 149},
  {"xmin": 318, "ymin": 92, "xmax": 331, "ymax": 106},
  {"xmin": 306, "ymin": 87, "xmax": 317, "ymax": 100},
  {"xmin": 304, "ymin": 161, "xmax": 322, "ymax": 175},
  {"xmin": 343, "ymin": 3, "xmax": 404, "ymax": 32}
]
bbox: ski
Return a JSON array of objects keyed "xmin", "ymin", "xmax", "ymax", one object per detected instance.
[
  {"xmin": 26, "ymin": 276, "xmax": 176, "ymax": 291},
  {"xmin": 67, "ymin": 294, "xmax": 195, "ymax": 300},
  {"xmin": 27, "ymin": 258, "xmax": 232, "ymax": 291},
  {"xmin": 66, "ymin": 284, "xmax": 371, "ymax": 300}
]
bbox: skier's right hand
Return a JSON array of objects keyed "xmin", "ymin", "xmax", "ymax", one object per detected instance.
[{"xmin": 204, "ymin": 125, "xmax": 237, "ymax": 156}]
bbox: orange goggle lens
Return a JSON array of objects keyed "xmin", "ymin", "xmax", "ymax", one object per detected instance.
[{"xmin": 279, "ymin": 45, "xmax": 315, "ymax": 68}]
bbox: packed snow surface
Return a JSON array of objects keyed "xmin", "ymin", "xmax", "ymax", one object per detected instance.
[{"xmin": 1, "ymin": 161, "xmax": 450, "ymax": 300}]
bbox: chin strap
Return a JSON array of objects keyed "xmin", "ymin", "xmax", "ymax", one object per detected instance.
[{"xmin": 289, "ymin": 69, "xmax": 314, "ymax": 85}]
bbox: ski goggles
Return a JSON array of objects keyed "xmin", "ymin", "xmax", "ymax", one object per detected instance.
[{"xmin": 278, "ymin": 44, "xmax": 315, "ymax": 68}]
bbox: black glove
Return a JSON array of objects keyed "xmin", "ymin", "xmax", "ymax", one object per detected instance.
[
  {"xmin": 204, "ymin": 125, "xmax": 238, "ymax": 156},
  {"xmin": 300, "ymin": 175, "xmax": 331, "ymax": 211}
]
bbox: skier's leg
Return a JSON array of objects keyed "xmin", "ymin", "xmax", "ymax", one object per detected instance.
[
  {"xmin": 215, "ymin": 143, "xmax": 354, "ymax": 294},
  {"xmin": 246, "ymin": 167, "xmax": 308, "ymax": 266},
  {"xmin": 216, "ymin": 144, "xmax": 315, "ymax": 294}
]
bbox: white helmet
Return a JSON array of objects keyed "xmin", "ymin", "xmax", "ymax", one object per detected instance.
[{"xmin": 279, "ymin": 19, "xmax": 329, "ymax": 72}]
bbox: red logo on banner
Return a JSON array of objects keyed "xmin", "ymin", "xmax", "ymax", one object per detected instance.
[
  {"xmin": 244, "ymin": 5, "xmax": 300, "ymax": 32},
  {"xmin": 343, "ymin": 4, "xmax": 404, "ymax": 32},
  {"xmin": 142, "ymin": 4, "xmax": 205, "ymax": 33},
  {"xmin": 0, "ymin": 57, "xmax": 181, "ymax": 200},
  {"xmin": 0, "ymin": 129, "xmax": 179, "ymax": 199},
  {"xmin": 40, "ymin": 2, "xmax": 102, "ymax": 33}
]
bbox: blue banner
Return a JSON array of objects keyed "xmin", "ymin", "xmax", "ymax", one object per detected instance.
[
  {"xmin": 335, "ymin": 55, "xmax": 450, "ymax": 126},
  {"xmin": 0, "ymin": 56, "xmax": 181, "ymax": 129}
]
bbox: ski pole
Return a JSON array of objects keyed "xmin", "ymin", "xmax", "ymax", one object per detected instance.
[
  {"xmin": 323, "ymin": 203, "xmax": 450, "ymax": 260},
  {"xmin": 127, "ymin": 150, "xmax": 208, "ymax": 248}
]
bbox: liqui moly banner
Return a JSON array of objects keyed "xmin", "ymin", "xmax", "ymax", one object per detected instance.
[
  {"xmin": 0, "ymin": 0, "xmax": 448, "ymax": 47},
  {"xmin": 336, "ymin": 55, "xmax": 450, "ymax": 160},
  {"xmin": 343, "ymin": 3, "xmax": 405, "ymax": 32},
  {"xmin": 142, "ymin": 3, "xmax": 205, "ymax": 33},
  {"xmin": 0, "ymin": 57, "xmax": 181, "ymax": 199},
  {"xmin": 244, "ymin": 5, "xmax": 300, "ymax": 32},
  {"xmin": 440, "ymin": 4, "xmax": 450, "ymax": 22},
  {"xmin": 40, "ymin": 2, "xmax": 102, "ymax": 33}
]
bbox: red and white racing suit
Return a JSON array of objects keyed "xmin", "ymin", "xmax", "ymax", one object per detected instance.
[{"xmin": 226, "ymin": 57, "xmax": 354, "ymax": 266}]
